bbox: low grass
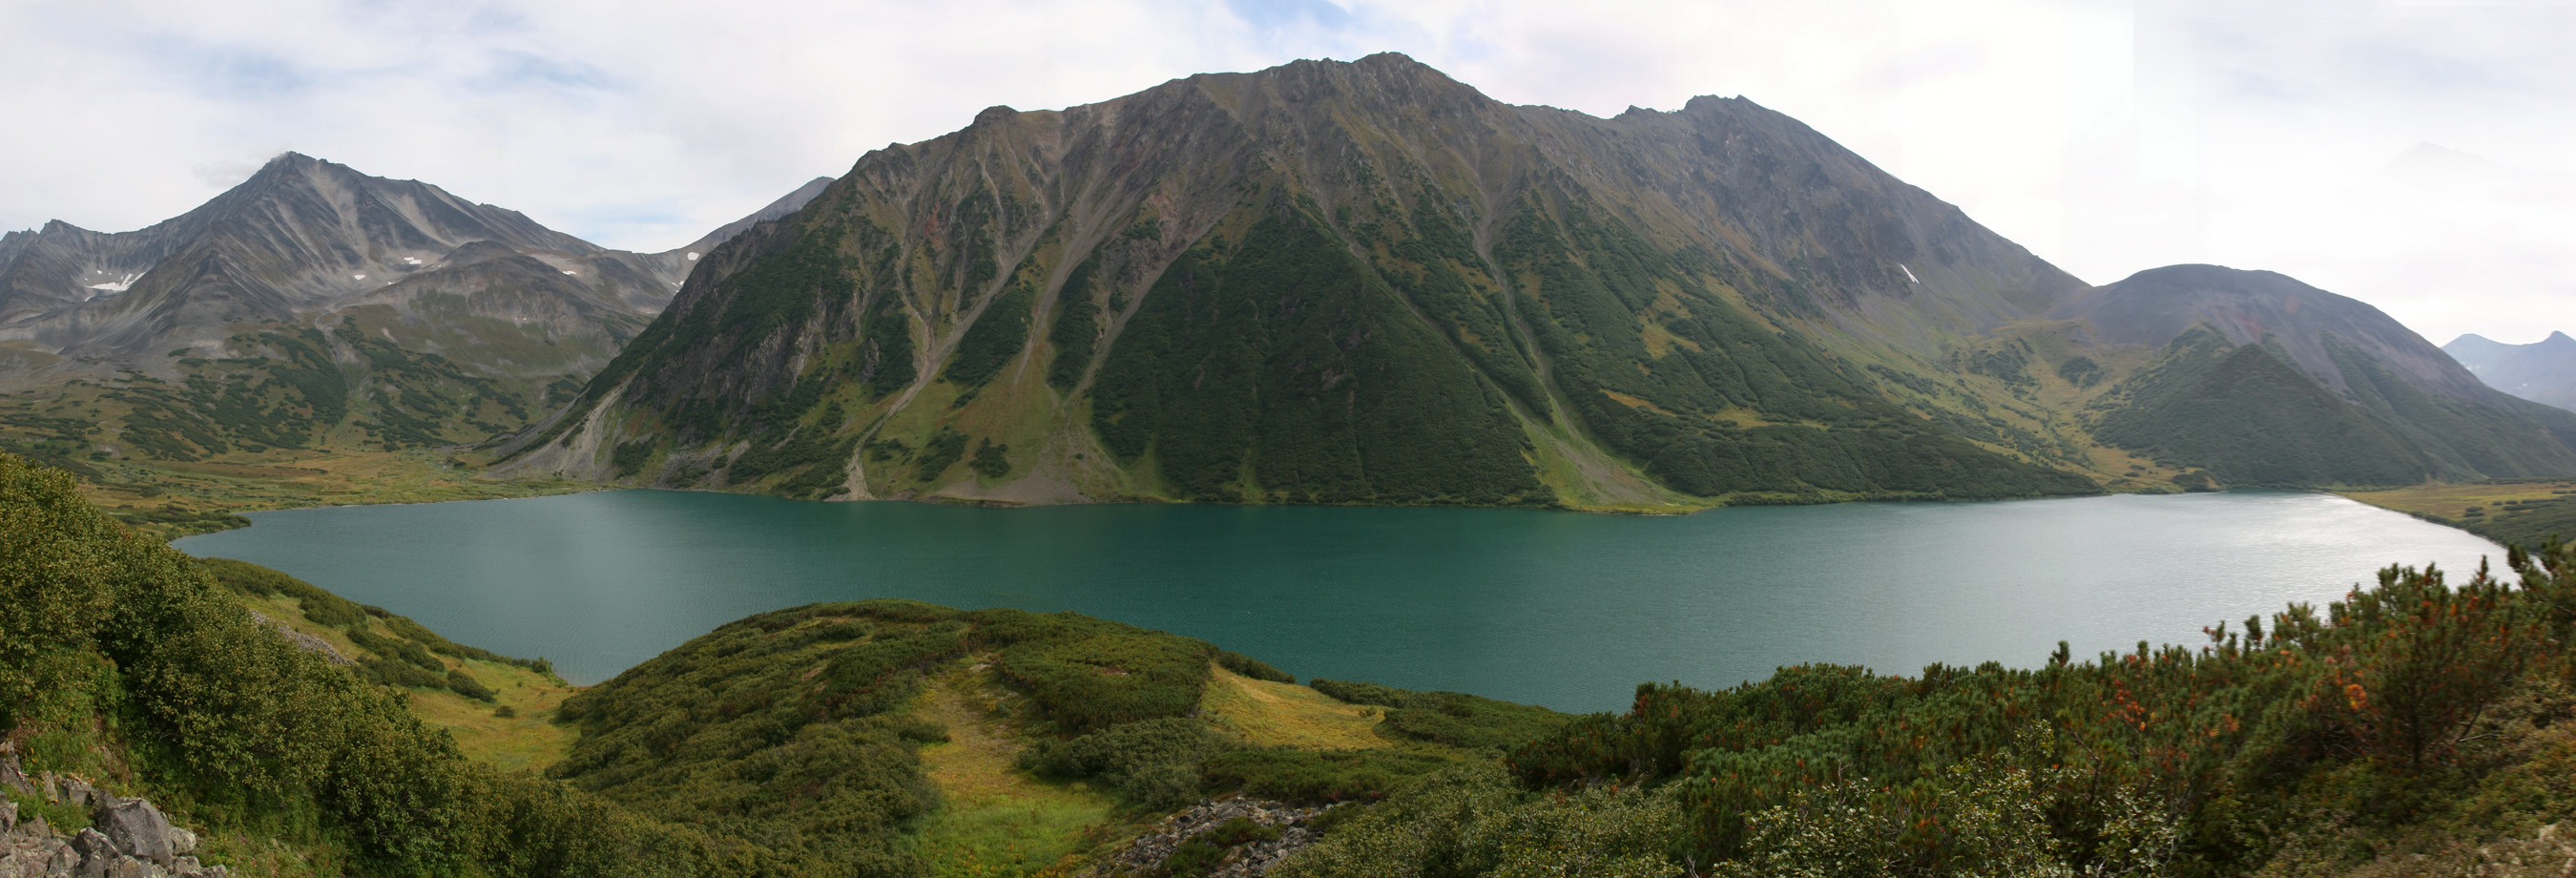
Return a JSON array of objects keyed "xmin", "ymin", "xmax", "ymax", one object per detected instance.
[
  {"xmin": 405, "ymin": 661, "xmax": 577, "ymax": 772},
  {"xmin": 907, "ymin": 661, "xmax": 1124, "ymax": 878},
  {"xmin": 2340, "ymin": 479, "xmax": 2576, "ymax": 521},
  {"xmin": 1200, "ymin": 665, "xmax": 1387, "ymax": 750},
  {"xmin": 76, "ymin": 448, "xmax": 587, "ymax": 539}
]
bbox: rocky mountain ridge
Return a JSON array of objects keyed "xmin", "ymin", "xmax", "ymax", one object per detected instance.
[
  {"xmin": 495, "ymin": 52, "xmax": 2109, "ymax": 507},
  {"xmin": 2056, "ymin": 265, "xmax": 2576, "ymax": 486},
  {"xmin": 2448, "ymin": 330, "xmax": 2576, "ymax": 413},
  {"xmin": 0, "ymin": 156, "xmax": 829, "ymax": 459},
  {"xmin": 498, "ymin": 52, "xmax": 2576, "ymax": 505}
]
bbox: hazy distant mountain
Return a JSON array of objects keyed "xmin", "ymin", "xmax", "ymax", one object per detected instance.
[
  {"xmin": 2446, "ymin": 331, "xmax": 2576, "ymax": 413},
  {"xmin": 2055, "ymin": 265, "xmax": 2576, "ymax": 486},
  {"xmin": 499, "ymin": 52, "xmax": 2109, "ymax": 506},
  {"xmin": 0, "ymin": 155, "xmax": 829, "ymax": 457}
]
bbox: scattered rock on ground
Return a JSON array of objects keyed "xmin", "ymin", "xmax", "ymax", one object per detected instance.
[
  {"xmin": 1090, "ymin": 797, "xmax": 1334, "ymax": 878},
  {"xmin": 0, "ymin": 744, "xmax": 228, "ymax": 878}
]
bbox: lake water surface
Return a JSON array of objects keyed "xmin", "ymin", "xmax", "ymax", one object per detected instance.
[{"xmin": 175, "ymin": 490, "xmax": 2503, "ymax": 713}]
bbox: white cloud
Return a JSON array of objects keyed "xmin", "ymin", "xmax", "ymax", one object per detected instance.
[{"xmin": 0, "ymin": 0, "xmax": 2566, "ymax": 343}]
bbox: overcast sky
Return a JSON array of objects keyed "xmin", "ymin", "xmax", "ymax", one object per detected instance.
[{"xmin": 3, "ymin": 0, "xmax": 2569, "ymax": 345}]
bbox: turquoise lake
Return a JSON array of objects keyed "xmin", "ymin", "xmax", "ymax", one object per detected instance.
[{"xmin": 173, "ymin": 490, "xmax": 2503, "ymax": 714}]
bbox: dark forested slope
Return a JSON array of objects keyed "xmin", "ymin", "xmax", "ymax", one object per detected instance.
[{"xmin": 498, "ymin": 52, "xmax": 2099, "ymax": 508}]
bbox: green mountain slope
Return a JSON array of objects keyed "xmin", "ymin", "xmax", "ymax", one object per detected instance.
[
  {"xmin": 2063, "ymin": 265, "xmax": 2576, "ymax": 489},
  {"xmin": 497, "ymin": 53, "xmax": 2101, "ymax": 508}
]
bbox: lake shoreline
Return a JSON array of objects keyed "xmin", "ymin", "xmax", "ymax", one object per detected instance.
[{"xmin": 176, "ymin": 489, "xmax": 2502, "ymax": 713}]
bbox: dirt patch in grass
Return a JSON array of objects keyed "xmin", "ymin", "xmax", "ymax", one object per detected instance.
[{"xmin": 1201, "ymin": 666, "xmax": 1387, "ymax": 750}]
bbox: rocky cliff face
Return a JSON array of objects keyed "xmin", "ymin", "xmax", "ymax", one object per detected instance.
[{"xmin": 503, "ymin": 52, "xmax": 2102, "ymax": 506}]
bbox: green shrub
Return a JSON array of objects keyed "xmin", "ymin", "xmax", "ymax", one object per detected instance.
[
  {"xmin": 446, "ymin": 668, "xmax": 496, "ymax": 702},
  {"xmin": 1311, "ymin": 679, "xmax": 1568, "ymax": 749},
  {"xmin": 1018, "ymin": 718, "xmax": 1233, "ymax": 782},
  {"xmin": 1272, "ymin": 762, "xmax": 1684, "ymax": 878},
  {"xmin": 1215, "ymin": 650, "xmax": 1293, "ymax": 683},
  {"xmin": 1199, "ymin": 748, "xmax": 1454, "ymax": 804},
  {"xmin": 967, "ymin": 440, "xmax": 1010, "ymax": 478}
]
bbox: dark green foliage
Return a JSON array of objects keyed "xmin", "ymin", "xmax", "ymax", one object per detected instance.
[
  {"xmin": 1963, "ymin": 344, "xmax": 2033, "ymax": 386},
  {"xmin": 1091, "ymin": 208, "xmax": 1550, "ymax": 506},
  {"xmin": 0, "ymin": 451, "xmax": 730, "ymax": 874},
  {"xmin": 860, "ymin": 290, "xmax": 918, "ymax": 401},
  {"xmin": 612, "ymin": 439, "xmax": 657, "ymax": 476},
  {"xmin": 2095, "ymin": 328, "xmax": 2430, "ymax": 487},
  {"xmin": 355, "ymin": 655, "xmax": 443, "ymax": 692},
  {"xmin": 1016, "ymin": 718, "xmax": 1233, "ymax": 808},
  {"xmin": 446, "ymin": 668, "xmax": 496, "ymax": 702},
  {"xmin": 1048, "ymin": 253, "xmax": 1105, "ymax": 388},
  {"xmin": 971, "ymin": 607, "xmax": 1218, "ymax": 732},
  {"xmin": 1272, "ymin": 763, "xmax": 1684, "ymax": 878},
  {"xmin": 729, "ymin": 422, "xmax": 860, "ymax": 499},
  {"xmin": 1309, "ymin": 679, "xmax": 1569, "ymax": 750},
  {"xmin": 349, "ymin": 627, "xmax": 444, "ymax": 672},
  {"xmin": 551, "ymin": 602, "xmax": 963, "ymax": 876},
  {"xmin": 944, "ymin": 282, "xmax": 1036, "ymax": 387},
  {"xmin": 1215, "ymin": 650, "xmax": 1294, "ymax": 683},
  {"xmin": 1501, "ymin": 541, "xmax": 2576, "ymax": 876},
  {"xmin": 1199, "ymin": 748, "xmax": 1455, "ymax": 804},
  {"xmin": 200, "ymin": 556, "xmax": 366, "ymax": 627},
  {"xmin": 967, "ymin": 440, "xmax": 1010, "ymax": 478},
  {"xmin": 912, "ymin": 428, "xmax": 968, "ymax": 482},
  {"xmin": 2057, "ymin": 355, "xmax": 2104, "ymax": 388}
]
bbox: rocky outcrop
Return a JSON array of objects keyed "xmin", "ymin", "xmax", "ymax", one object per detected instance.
[
  {"xmin": 1090, "ymin": 797, "xmax": 1333, "ymax": 878},
  {"xmin": 247, "ymin": 610, "xmax": 354, "ymax": 665},
  {"xmin": 0, "ymin": 745, "xmax": 226, "ymax": 878}
]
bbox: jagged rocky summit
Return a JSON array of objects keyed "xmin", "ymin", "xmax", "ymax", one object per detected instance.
[{"xmin": 0, "ymin": 154, "xmax": 829, "ymax": 456}]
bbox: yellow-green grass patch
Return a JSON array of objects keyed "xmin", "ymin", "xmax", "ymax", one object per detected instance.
[
  {"xmin": 2341, "ymin": 480, "xmax": 2576, "ymax": 522},
  {"xmin": 1201, "ymin": 666, "xmax": 1388, "ymax": 750},
  {"xmin": 405, "ymin": 661, "xmax": 576, "ymax": 772},
  {"xmin": 908, "ymin": 662, "xmax": 1123, "ymax": 878}
]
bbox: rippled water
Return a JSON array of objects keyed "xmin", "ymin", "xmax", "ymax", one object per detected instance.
[{"xmin": 176, "ymin": 490, "xmax": 2502, "ymax": 713}]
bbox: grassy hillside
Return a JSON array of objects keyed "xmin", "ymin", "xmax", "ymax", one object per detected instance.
[
  {"xmin": 2091, "ymin": 328, "xmax": 2432, "ymax": 488},
  {"xmin": 0, "ymin": 449, "xmax": 1562, "ymax": 876}
]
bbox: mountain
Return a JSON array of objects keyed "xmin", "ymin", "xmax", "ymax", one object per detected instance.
[
  {"xmin": 497, "ymin": 52, "xmax": 2106, "ymax": 507},
  {"xmin": 2053, "ymin": 264, "xmax": 2576, "ymax": 487},
  {"xmin": 0, "ymin": 155, "xmax": 828, "ymax": 458},
  {"xmin": 2447, "ymin": 330, "xmax": 2576, "ymax": 413}
]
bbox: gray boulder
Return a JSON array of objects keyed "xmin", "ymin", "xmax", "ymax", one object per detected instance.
[
  {"xmin": 70, "ymin": 827, "xmax": 116, "ymax": 877},
  {"xmin": 93, "ymin": 798, "xmax": 175, "ymax": 866}
]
